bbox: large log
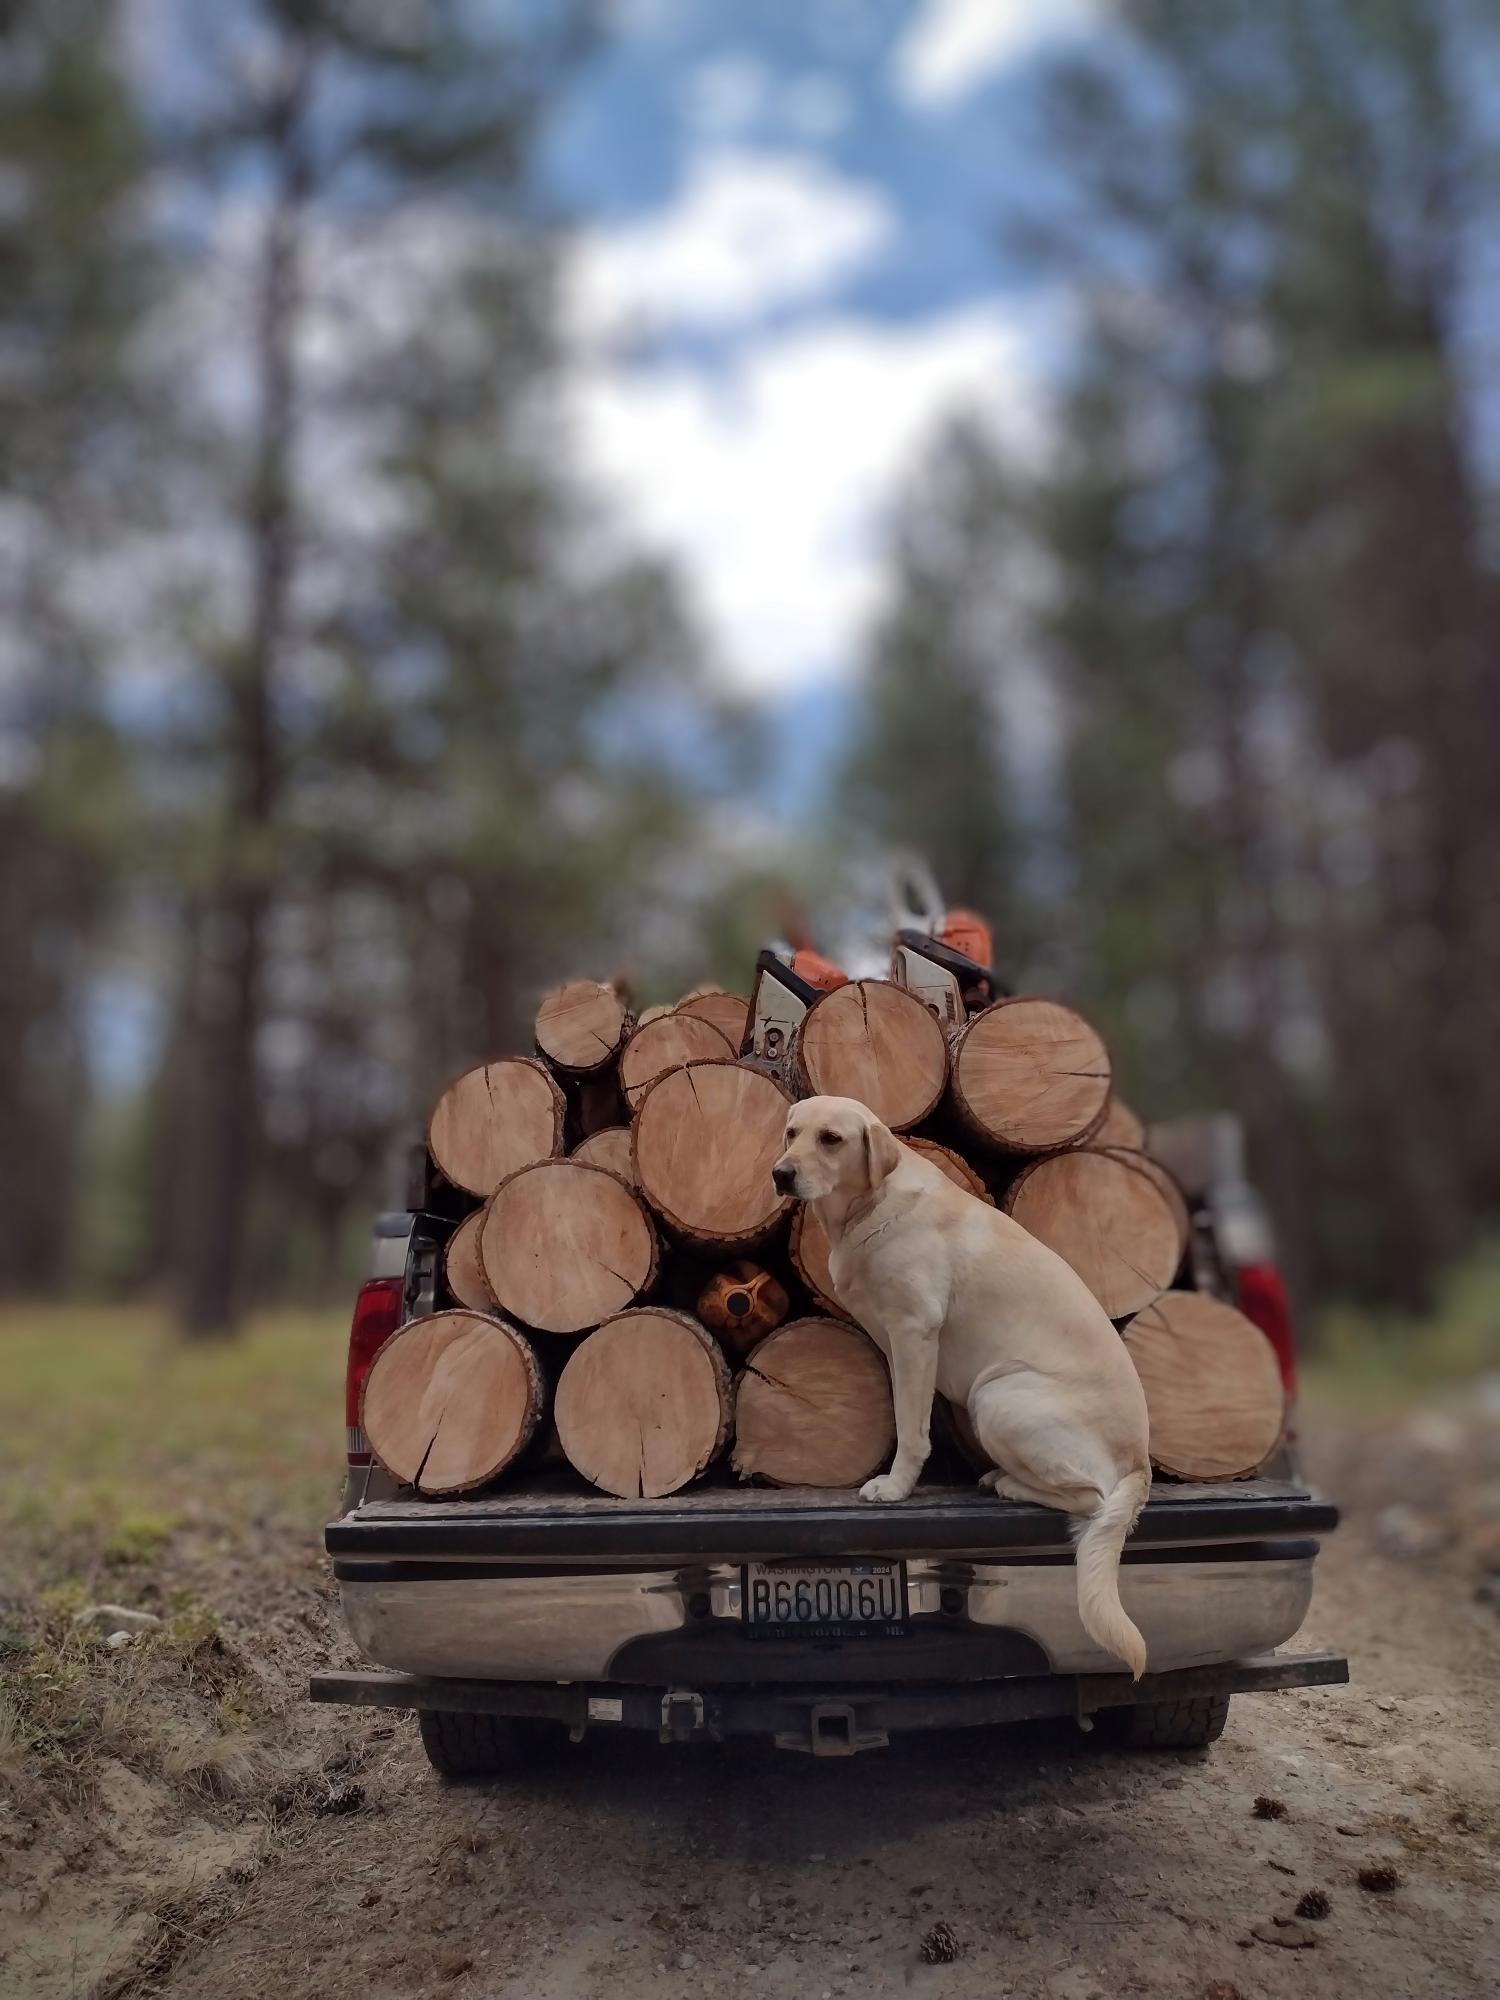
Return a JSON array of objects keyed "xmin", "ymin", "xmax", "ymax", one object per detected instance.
[
  {"xmin": 426, "ymin": 1058, "xmax": 564, "ymax": 1196},
  {"xmin": 696, "ymin": 1261, "xmax": 789, "ymax": 1358},
  {"xmin": 676, "ymin": 988, "xmax": 750, "ymax": 1051},
  {"xmin": 362, "ymin": 1310, "xmax": 544, "ymax": 1495},
  {"xmin": 1099, "ymin": 1145, "xmax": 1191, "ymax": 1256},
  {"xmin": 554, "ymin": 1307, "xmax": 732, "ymax": 1497},
  {"xmin": 632, "ymin": 1059, "xmax": 792, "ymax": 1248},
  {"xmin": 732, "ymin": 1318, "xmax": 895, "ymax": 1488},
  {"xmin": 571, "ymin": 1125, "xmax": 635, "ymax": 1183},
  {"xmin": 950, "ymin": 997, "xmax": 1110, "ymax": 1154},
  {"xmin": 534, "ymin": 978, "xmax": 630, "ymax": 1077},
  {"xmin": 618, "ymin": 1012, "xmax": 735, "ymax": 1110},
  {"xmin": 1123, "ymin": 1291, "xmax": 1285, "ymax": 1479},
  {"xmin": 443, "ymin": 1209, "xmax": 493, "ymax": 1311},
  {"xmin": 905, "ymin": 1136, "xmax": 994, "ymax": 1203},
  {"xmin": 795, "ymin": 978, "xmax": 948, "ymax": 1131},
  {"xmin": 479, "ymin": 1159, "xmax": 657, "ymax": 1335},
  {"xmin": 1005, "ymin": 1148, "xmax": 1181, "ymax": 1318}
]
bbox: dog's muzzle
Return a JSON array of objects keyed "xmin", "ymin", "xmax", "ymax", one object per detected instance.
[{"xmin": 772, "ymin": 1163, "xmax": 797, "ymax": 1195}]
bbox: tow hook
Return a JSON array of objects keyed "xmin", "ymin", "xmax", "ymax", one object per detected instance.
[{"xmin": 659, "ymin": 1689, "xmax": 706, "ymax": 1743}]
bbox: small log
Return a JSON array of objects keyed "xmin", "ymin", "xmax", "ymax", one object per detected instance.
[
  {"xmin": 534, "ymin": 978, "xmax": 630, "ymax": 1077},
  {"xmin": 1123, "ymin": 1291, "xmax": 1285, "ymax": 1479},
  {"xmin": 950, "ymin": 997, "xmax": 1110, "ymax": 1154},
  {"xmin": 787, "ymin": 1203, "xmax": 849, "ymax": 1321},
  {"xmin": 554, "ymin": 1307, "xmax": 732, "ymax": 1497},
  {"xmin": 635, "ymin": 1002, "xmax": 673, "ymax": 1026},
  {"xmin": 479, "ymin": 1159, "xmax": 657, "ymax": 1335},
  {"xmin": 362, "ymin": 1310, "xmax": 543, "ymax": 1495},
  {"xmin": 427, "ymin": 1058, "xmax": 564, "ymax": 1196},
  {"xmin": 795, "ymin": 978, "xmax": 949, "ymax": 1131},
  {"xmin": 905, "ymin": 1136, "xmax": 994, "ymax": 1203},
  {"xmin": 732, "ymin": 1318, "xmax": 895, "ymax": 1488},
  {"xmin": 696, "ymin": 1261, "xmax": 789, "ymax": 1359},
  {"xmin": 1099, "ymin": 1145, "xmax": 1191, "ymax": 1255},
  {"xmin": 619, "ymin": 1012, "xmax": 735, "ymax": 1109},
  {"xmin": 1094, "ymin": 1096, "xmax": 1145, "ymax": 1150},
  {"xmin": 676, "ymin": 989, "xmax": 750, "ymax": 1051},
  {"xmin": 443, "ymin": 1209, "xmax": 493, "ymax": 1311},
  {"xmin": 1005, "ymin": 1148, "xmax": 1181, "ymax": 1318},
  {"xmin": 632, "ymin": 1059, "xmax": 792, "ymax": 1248},
  {"xmin": 571, "ymin": 1125, "xmax": 635, "ymax": 1183}
]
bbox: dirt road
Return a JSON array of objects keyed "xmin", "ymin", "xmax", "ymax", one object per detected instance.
[{"xmin": 8, "ymin": 1403, "xmax": 1498, "ymax": 2000}]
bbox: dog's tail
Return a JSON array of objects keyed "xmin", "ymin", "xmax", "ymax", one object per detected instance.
[{"xmin": 1071, "ymin": 1469, "xmax": 1151, "ymax": 1678}]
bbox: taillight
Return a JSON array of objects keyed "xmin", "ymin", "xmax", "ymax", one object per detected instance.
[
  {"xmin": 345, "ymin": 1276, "xmax": 404, "ymax": 1464},
  {"xmin": 1235, "ymin": 1261, "xmax": 1296, "ymax": 1400}
]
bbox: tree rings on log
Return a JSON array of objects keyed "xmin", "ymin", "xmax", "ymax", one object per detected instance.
[
  {"xmin": 1005, "ymin": 1148, "xmax": 1182, "ymax": 1318},
  {"xmin": 1123, "ymin": 1291, "xmax": 1285, "ymax": 1479},
  {"xmin": 676, "ymin": 989, "xmax": 749, "ymax": 1051},
  {"xmin": 362, "ymin": 1311, "xmax": 543, "ymax": 1495},
  {"xmin": 632, "ymin": 1059, "xmax": 792, "ymax": 1248},
  {"xmin": 535, "ymin": 978, "xmax": 630, "ymax": 1076},
  {"xmin": 479, "ymin": 1159, "xmax": 657, "ymax": 1335},
  {"xmin": 427, "ymin": 1058, "xmax": 564, "ymax": 1196},
  {"xmin": 732, "ymin": 1318, "xmax": 895, "ymax": 1488},
  {"xmin": 950, "ymin": 997, "xmax": 1110, "ymax": 1154},
  {"xmin": 795, "ymin": 978, "xmax": 949, "ymax": 1132},
  {"xmin": 1094, "ymin": 1096, "xmax": 1145, "ymax": 1150},
  {"xmin": 571, "ymin": 1125, "xmax": 636, "ymax": 1183},
  {"xmin": 619, "ymin": 1012, "xmax": 735, "ymax": 1109},
  {"xmin": 1099, "ymin": 1146, "xmax": 1191, "ymax": 1255},
  {"xmin": 443, "ymin": 1209, "xmax": 493, "ymax": 1311},
  {"xmin": 554, "ymin": 1307, "xmax": 731, "ymax": 1498},
  {"xmin": 904, "ymin": 1136, "xmax": 994, "ymax": 1203},
  {"xmin": 788, "ymin": 1204, "xmax": 850, "ymax": 1322}
]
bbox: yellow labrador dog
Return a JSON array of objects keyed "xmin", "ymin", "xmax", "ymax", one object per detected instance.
[{"xmin": 773, "ymin": 1095, "xmax": 1152, "ymax": 1676}]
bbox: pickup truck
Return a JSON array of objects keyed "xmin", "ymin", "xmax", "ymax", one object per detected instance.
[{"xmin": 311, "ymin": 1115, "xmax": 1347, "ymax": 1770}]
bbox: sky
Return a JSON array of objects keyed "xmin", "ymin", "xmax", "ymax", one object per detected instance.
[{"xmin": 541, "ymin": 0, "xmax": 1102, "ymax": 706}]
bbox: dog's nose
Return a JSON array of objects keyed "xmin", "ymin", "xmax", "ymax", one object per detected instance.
[{"xmin": 772, "ymin": 1163, "xmax": 796, "ymax": 1195}]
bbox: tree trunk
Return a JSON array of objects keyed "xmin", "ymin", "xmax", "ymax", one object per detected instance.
[
  {"xmin": 795, "ymin": 978, "xmax": 949, "ymax": 1131},
  {"xmin": 618, "ymin": 1011, "xmax": 735, "ymax": 1109},
  {"xmin": 1122, "ymin": 1291, "xmax": 1285, "ymax": 1479},
  {"xmin": 478, "ymin": 1157, "xmax": 657, "ymax": 1334},
  {"xmin": 1005, "ymin": 1148, "xmax": 1182, "ymax": 1319},
  {"xmin": 534, "ymin": 978, "xmax": 630, "ymax": 1076},
  {"xmin": 732, "ymin": 1318, "xmax": 895, "ymax": 1488},
  {"xmin": 362, "ymin": 1309, "xmax": 544, "ymax": 1493},
  {"xmin": 632, "ymin": 1059, "xmax": 792, "ymax": 1248},
  {"xmin": 554, "ymin": 1307, "xmax": 731, "ymax": 1497},
  {"xmin": 426, "ymin": 1057, "xmax": 565, "ymax": 1197},
  {"xmin": 949, "ymin": 997, "xmax": 1110, "ymax": 1154}
]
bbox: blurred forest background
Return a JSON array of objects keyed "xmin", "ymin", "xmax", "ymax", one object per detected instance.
[{"xmin": 3, "ymin": 0, "xmax": 1497, "ymax": 1339}]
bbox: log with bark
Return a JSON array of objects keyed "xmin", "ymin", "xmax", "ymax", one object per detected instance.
[
  {"xmin": 426, "ymin": 1058, "xmax": 565, "ymax": 1196},
  {"xmin": 570, "ymin": 1125, "xmax": 635, "ymax": 1183},
  {"xmin": 950, "ymin": 997, "xmax": 1111, "ymax": 1154},
  {"xmin": 795, "ymin": 978, "xmax": 949, "ymax": 1131},
  {"xmin": 675, "ymin": 988, "xmax": 750, "ymax": 1051},
  {"xmin": 1098, "ymin": 1145, "xmax": 1192, "ymax": 1256},
  {"xmin": 732, "ymin": 1318, "xmax": 895, "ymax": 1488},
  {"xmin": 479, "ymin": 1158, "xmax": 658, "ymax": 1335},
  {"xmin": 696, "ymin": 1261, "xmax": 789, "ymax": 1358},
  {"xmin": 362, "ymin": 1310, "xmax": 544, "ymax": 1494},
  {"xmin": 632, "ymin": 1058, "xmax": 792, "ymax": 1249},
  {"xmin": 905, "ymin": 1136, "xmax": 994, "ymax": 1202},
  {"xmin": 442, "ymin": 1208, "xmax": 493, "ymax": 1311},
  {"xmin": 1123, "ymin": 1291, "xmax": 1285, "ymax": 1478},
  {"xmin": 554, "ymin": 1306, "xmax": 732, "ymax": 1498},
  {"xmin": 787, "ymin": 1203, "xmax": 848, "ymax": 1321},
  {"xmin": 1094, "ymin": 1096, "xmax": 1145, "ymax": 1150},
  {"xmin": 534, "ymin": 978, "xmax": 631, "ymax": 1077},
  {"xmin": 618, "ymin": 1011, "xmax": 735, "ymax": 1109},
  {"xmin": 1005, "ymin": 1148, "xmax": 1182, "ymax": 1319}
]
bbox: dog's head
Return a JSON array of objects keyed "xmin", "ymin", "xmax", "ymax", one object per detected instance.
[{"xmin": 772, "ymin": 1095, "xmax": 903, "ymax": 1202}]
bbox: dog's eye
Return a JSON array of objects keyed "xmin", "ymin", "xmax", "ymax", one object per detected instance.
[{"xmin": 818, "ymin": 1130, "xmax": 843, "ymax": 1147}]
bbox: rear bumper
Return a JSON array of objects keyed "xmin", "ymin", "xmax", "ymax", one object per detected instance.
[{"xmin": 311, "ymin": 1649, "xmax": 1351, "ymax": 1752}]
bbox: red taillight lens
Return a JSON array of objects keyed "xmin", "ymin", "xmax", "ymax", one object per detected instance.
[
  {"xmin": 345, "ymin": 1276, "xmax": 404, "ymax": 1463},
  {"xmin": 1235, "ymin": 1261, "xmax": 1296, "ymax": 1399}
]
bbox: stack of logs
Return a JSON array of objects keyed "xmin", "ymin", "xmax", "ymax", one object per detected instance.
[{"xmin": 361, "ymin": 973, "xmax": 1287, "ymax": 1500}]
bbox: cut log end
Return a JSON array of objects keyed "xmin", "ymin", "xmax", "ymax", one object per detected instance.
[
  {"xmin": 619, "ymin": 1012, "xmax": 735, "ymax": 1109},
  {"xmin": 1123, "ymin": 1291, "xmax": 1285, "ymax": 1479},
  {"xmin": 535, "ymin": 978, "xmax": 630, "ymax": 1076},
  {"xmin": 1005, "ymin": 1148, "xmax": 1182, "ymax": 1319},
  {"xmin": 426, "ymin": 1058, "xmax": 564, "ymax": 1196},
  {"xmin": 571, "ymin": 1125, "xmax": 636, "ymax": 1184},
  {"xmin": 633, "ymin": 1059, "xmax": 792, "ymax": 1248},
  {"xmin": 796, "ymin": 978, "xmax": 949, "ymax": 1132},
  {"xmin": 555, "ymin": 1307, "xmax": 732, "ymax": 1498},
  {"xmin": 904, "ymin": 1136, "xmax": 994, "ymax": 1203},
  {"xmin": 443, "ymin": 1209, "xmax": 493, "ymax": 1312},
  {"xmin": 788, "ymin": 1203, "xmax": 851, "ymax": 1322},
  {"xmin": 951, "ymin": 997, "xmax": 1111, "ymax": 1154},
  {"xmin": 676, "ymin": 989, "xmax": 750, "ymax": 1051},
  {"xmin": 479, "ymin": 1159, "xmax": 657, "ymax": 1335},
  {"xmin": 732, "ymin": 1318, "xmax": 895, "ymax": 1488},
  {"xmin": 362, "ymin": 1311, "xmax": 543, "ymax": 1495}
]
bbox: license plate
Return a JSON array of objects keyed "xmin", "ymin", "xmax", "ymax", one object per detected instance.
[{"xmin": 742, "ymin": 1561, "xmax": 907, "ymax": 1639}]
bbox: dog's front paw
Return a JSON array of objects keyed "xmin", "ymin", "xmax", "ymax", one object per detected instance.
[
  {"xmin": 976, "ymin": 1468, "xmax": 1002, "ymax": 1492},
  {"xmin": 859, "ymin": 1473, "xmax": 914, "ymax": 1504}
]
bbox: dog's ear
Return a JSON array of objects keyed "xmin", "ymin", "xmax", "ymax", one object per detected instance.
[{"xmin": 862, "ymin": 1117, "xmax": 903, "ymax": 1192}]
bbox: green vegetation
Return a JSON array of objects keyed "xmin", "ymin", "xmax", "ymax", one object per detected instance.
[{"xmin": 1308, "ymin": 1242, "xmax": 1500, "ymax": 1406}]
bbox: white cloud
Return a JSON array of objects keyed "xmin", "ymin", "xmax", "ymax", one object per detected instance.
[
  {"xmin": 893, "ymin": 0, "xmax": 1097, "ymax": 109},
  {"xmin": 570, "ymin": 149, "xmax": 894, "ymax": 338},
  {"xmin": 571, "ymin": 307, "xmax": 1041, "ymax": 693}
]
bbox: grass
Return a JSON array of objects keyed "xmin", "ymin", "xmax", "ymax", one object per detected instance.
[{"xmin": 1305, "ymin": 1240, "xmax": 1500, "ymax": 1407}]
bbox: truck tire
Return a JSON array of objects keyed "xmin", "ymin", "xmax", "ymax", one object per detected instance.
[
  {"xmin": 417, "ymin": 1708, "xmax": 557, "ymax": 1779},
  {"xmin": 1104, "ymin": 1693, "xmax": 1231, "ymax": 1750}
]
